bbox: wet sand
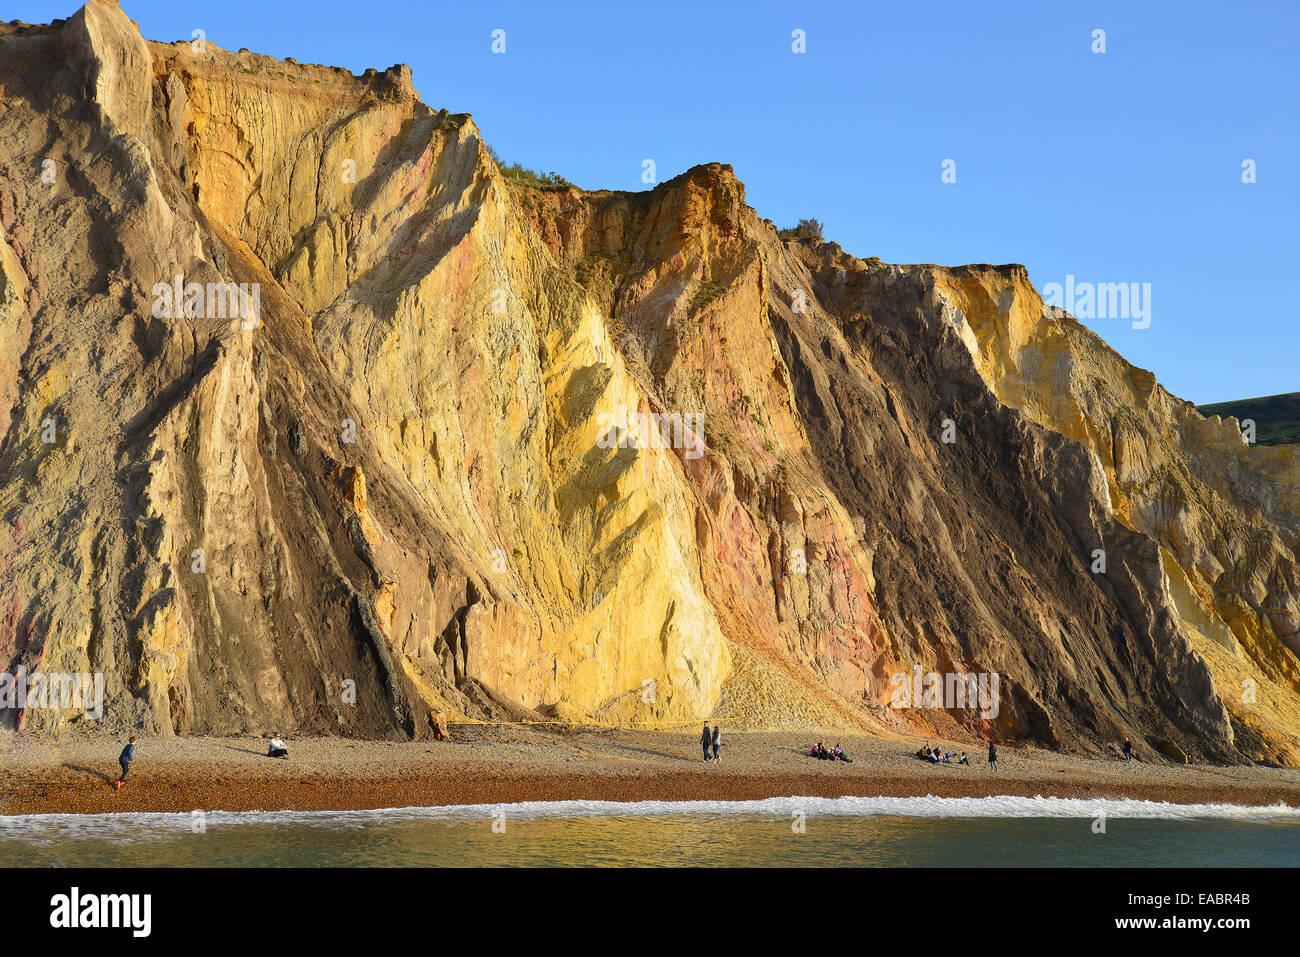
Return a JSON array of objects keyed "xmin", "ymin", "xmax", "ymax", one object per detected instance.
[{"xmin": 3, "ymin": 725, "xmax": 1298, "ymax": 815}]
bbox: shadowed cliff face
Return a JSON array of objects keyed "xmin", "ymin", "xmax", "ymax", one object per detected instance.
[
  {"xmin": 923, "ymin": 267, "xmax": 1300, "ymax": 762},
  {"xmin": 1, "ymin": 2, "xmax": 1296, "ymax": 762}
]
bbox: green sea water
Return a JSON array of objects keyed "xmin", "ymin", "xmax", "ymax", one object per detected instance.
[{"xmin": 3, "ymin": 796, "xmax": 1299, "ymax": 867}]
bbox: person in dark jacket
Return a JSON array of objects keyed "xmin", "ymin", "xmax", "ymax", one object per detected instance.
[
  {"xmin": 115, "ymin": 736, "xmax": 136, "ymax": 789},
  {"xmin": 701, "ymin": 723, "xmax": 713, "ymax": 761},
  {"xmin": 988, "ymin": 742, "xmax": 998, "ymax": 771},
  {"xmin": 1122, "ymin": 738, "xmax": 1133, "ymax": 761}
]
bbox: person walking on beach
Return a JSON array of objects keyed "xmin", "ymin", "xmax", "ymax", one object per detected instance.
[
  {"xmin": 1122, "ymin": 737, "xmax": 1133, "ymax": 761},
  {"xmin": 987, "ymin": 741, "xmax": 997, "ymax": 772},
  {"xmin": 115, "ymin": 735, "xmax": 136, "ymax": 790},
  {"xmin": 701, "ymin": 722, "xmax": 713, "ymax": 762},
  {"xmin": 711, "ymin": 725, "xmax": 721, "ymax": 763}
]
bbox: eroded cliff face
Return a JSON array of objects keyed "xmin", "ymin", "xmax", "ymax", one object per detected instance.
[
  {"xmin": 927, "ymin": 268, "xmax": 1300, "ymax": 762},
  {"xmin": 1, "ymin": 1, "xmax": 1296, "ymax": 762}
]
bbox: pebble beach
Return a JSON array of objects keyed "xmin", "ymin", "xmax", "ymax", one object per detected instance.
[{"xmin": 4, "ymin": 726, "xmax": 1299, "ymax": 816}]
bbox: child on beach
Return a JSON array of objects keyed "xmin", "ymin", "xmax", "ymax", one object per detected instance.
[{"xmin": 115, "ymin": 736, "xmax": 136, "ymax": 790}]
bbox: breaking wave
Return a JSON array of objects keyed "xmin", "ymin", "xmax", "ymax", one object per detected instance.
[{"xmin": 3, "ymin": 794, "xmax": 1299, "ymax": 844}]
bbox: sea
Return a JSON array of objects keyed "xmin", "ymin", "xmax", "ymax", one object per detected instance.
[{"xmin": 3, "ymin": 795, "xmax": 1299, "ymax": 866}]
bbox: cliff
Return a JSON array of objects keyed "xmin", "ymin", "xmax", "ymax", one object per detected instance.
[
  {"xmin": 1199, "ymin": 393, "xmax": 1300, "ymax": 447},
  {"xmin": 1, "ymin": 1, "xmax": 1296, "ymax": 764}
]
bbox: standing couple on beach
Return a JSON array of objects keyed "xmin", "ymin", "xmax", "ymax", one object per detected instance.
[{"xmin": 701, "ymin": 723, "xmax": 721, "ymax": 762}]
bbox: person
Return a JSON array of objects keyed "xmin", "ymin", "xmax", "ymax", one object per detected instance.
[
  {"xmin": 958, "ymin": 751, "xmax": 969, "ymax": 765},
  {"xmin": 988, "ymin": 742, "xmax": 998, "ymax": 771},
  {"xmin": 1122, "ymin": 738, "xmax": 1133, "ymax": 761},
  {"xmin": 833, "ymin": 742, "xmax": 852, "ymax": 763},
  {"xmin": 701, "ymin": 723, "xmax": 713, "ymax": 762},
  {"xmin": 115, "ymin": 735, "xmax": 136, "ymax": 790},
  {"xmin": 927, "ymin": 747, "xmax": 939, "ymax": 763},
  {"xmin": 711, "ymin": 725, "xmax": 721, "ymax": 763},
  {"xmin": 268, "ymin": 733, "xmax": 289, "ymax": 759}
]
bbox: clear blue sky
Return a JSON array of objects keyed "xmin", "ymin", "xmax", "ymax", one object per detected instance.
[{"xmin": 17, "ymin": 0, "xmax": 1297, "ymax": 403}]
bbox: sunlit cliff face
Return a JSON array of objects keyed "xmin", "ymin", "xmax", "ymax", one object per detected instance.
[{"xmin": 0, "ymin": 1, "xmax": 1296, "ymax": 765}]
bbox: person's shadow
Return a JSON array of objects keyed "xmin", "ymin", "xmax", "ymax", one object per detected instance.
[
  {"xmin": 223, "ymin": 745, "xmax": 268, "ymax": 757},
  {"xmin": 610, "ymin": 744, "xmax": 685, "ymax": 762},
  {"xmin": 61, "ymin": 763, "xmax": 113, "ymax": 784}
]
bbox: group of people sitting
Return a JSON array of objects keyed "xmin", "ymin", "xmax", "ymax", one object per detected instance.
[
  {"xmin": 809, "ymin": 740, "xmax": 852, "ymax": 762},
  {"xmin": 916, "ymin": 743, "xmax": 968, "ymax": 765}
]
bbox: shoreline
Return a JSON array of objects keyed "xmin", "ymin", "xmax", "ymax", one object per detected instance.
[
  {"xmin": 4, "ymin": 727, "xmax": 1299, "ymax": 816},
  {"xmin": 6, "ymin": 771, "xmax": 1300, "ymax": 818}
]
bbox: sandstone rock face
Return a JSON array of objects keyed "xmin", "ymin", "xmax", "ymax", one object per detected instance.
[
  {"xmin": 921, "ymin": 267, "xmax": 1300, "ymax": 762},
  {"xmin": 1, "ymin": 3, "xmax": 1296, "ymax": 762}
]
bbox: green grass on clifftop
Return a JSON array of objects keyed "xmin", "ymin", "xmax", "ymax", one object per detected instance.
[{"xmin": 1199, "ymin": 392, "xmax": 1300, "ymax": 446}]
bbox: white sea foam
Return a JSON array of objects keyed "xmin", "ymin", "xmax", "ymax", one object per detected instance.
[{"xmin": 2, "ymin": 794, "xmax": 1299, "ymax": 844}]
